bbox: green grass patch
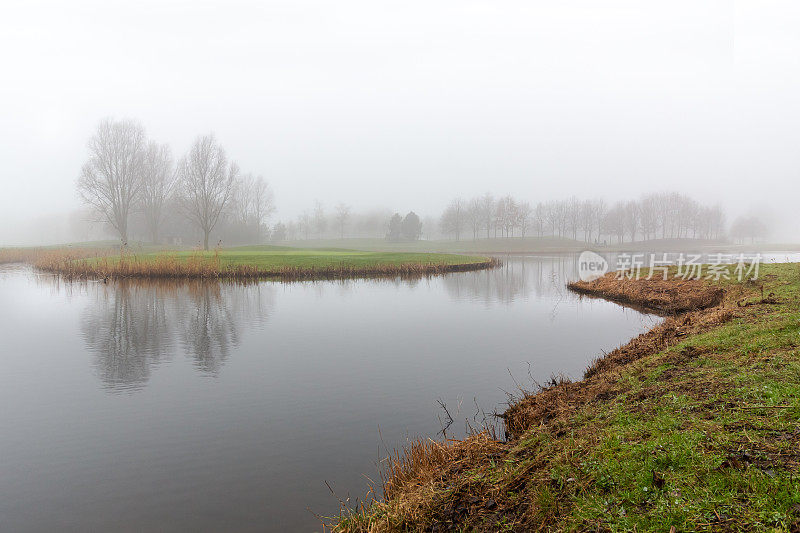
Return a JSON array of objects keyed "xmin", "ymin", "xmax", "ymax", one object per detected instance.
[{"xmin": 116, "ymin": 247, "xmax": 490, "ymax": 270}]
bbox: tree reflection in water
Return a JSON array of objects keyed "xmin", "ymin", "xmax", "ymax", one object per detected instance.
[
  {"xmin": 442, "ymin": 255, "xmax": 584, "ymax": 304},
  {"xmin": 80, "ymin": 279, "xmax": 274, "ymax": 391}
]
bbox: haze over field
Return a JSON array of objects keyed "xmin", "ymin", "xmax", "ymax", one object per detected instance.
[{"xmin": 1, "ymin": 1, "xmax": 799, "ymax": 244}]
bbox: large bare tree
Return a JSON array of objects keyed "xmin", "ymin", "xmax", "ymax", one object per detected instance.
[
  {"xmin": 77, "ymin": 118, "xmax": 147, "ymax": 244},
  {"xmin": 177, "ymin": 135, "xmax": 239, "ymax": 250},
  {"xmin": 140, "ymin": 141, "xmax": 176, "ymax": 244}
]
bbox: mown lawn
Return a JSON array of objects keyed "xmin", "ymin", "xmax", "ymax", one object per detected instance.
[{"xmin": 149, "ymin": 246, "xmax": 491, "ymax": 270}]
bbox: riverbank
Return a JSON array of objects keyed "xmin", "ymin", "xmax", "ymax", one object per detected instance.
[
  {"xmin": 332, "ymin": 263, "xmax": 800, "ymax": 531},
  {"xmin": 10, "ymin": 246, "xmax": 498, "ymax": 280}
]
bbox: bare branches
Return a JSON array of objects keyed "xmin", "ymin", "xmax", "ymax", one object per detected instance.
[
  {"xmin": 231, "ymin": 173, "xmax": 276, "ymax": 243},
  {"xmin": 77, "ymin": 118, "xmax": 147, "ymax": 243},
  {"xmin": 140, "ymin": 141, "xmax": 176, "ymax": 243},
  {"xmin": 334, "ymin": 203, "xmax": 351, "ymax": 239},
  {"xmin": 176, "ymin": 134, "xmax": 238, "ymax": 250},
  {"xmin": 438, "ymin": 191, "xmax": 728, "ymax": 243}
]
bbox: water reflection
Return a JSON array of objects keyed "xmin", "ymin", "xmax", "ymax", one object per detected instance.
[
  {"xmin": 81, "ymin": 280, "xmax": 275, "ymax": 390},
  {"xmin": 442, "ymin": 255, "xmax": 580, "ymax": 304},
  {"xmin": 66, "ymin": 252, "xmax": 800, "ymax": 393},
  {"xmin": 0, "ymin": 258, "xmax": 707, "ymax": 532}
]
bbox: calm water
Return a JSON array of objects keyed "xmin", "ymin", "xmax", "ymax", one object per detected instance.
[{"xmin": 1, "ymin": 255, "xmax": 667, "ymax": 531}]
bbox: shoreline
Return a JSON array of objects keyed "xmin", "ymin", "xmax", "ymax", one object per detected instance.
[{"xmin": 333, "ymin": 264, "xmax": 800, "ymax": 531}]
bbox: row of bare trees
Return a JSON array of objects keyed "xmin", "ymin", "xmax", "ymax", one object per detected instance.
[
  {"xmin": 77, "ymin": 118, "xmax": 274, "ymax": 249},
  {"xmin": 439, "ymin": 192, "xmax": 729, "ymax": 243},
  {"xmin": 271, "ymin": 203, "xmax": 408, "ymax": 241}
]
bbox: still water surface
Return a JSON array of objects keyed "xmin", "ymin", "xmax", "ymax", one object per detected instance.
[{"xmin": 1, "ymin": 255, "xmax": 665, "ymax": 531}]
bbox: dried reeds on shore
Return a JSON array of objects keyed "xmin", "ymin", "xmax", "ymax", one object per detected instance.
[
  {"xmin": 0, "ymin": 247, "xmax": 115, "ymax": 267},
  {"xmin": 567, "ymin": 271, "xmax": 724, "ymax": 314},
  {"xmin": 329, "ymin": 432, "xmax": 505, "ymax": 532}
]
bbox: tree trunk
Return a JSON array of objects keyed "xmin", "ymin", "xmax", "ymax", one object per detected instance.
[
  {"xmin": 203, "ymin": 231, "xmax": 210, "ymax": 251},
  {"xmin": 118, "ymin": 217, "xmax": 128, "ymax": 246}
]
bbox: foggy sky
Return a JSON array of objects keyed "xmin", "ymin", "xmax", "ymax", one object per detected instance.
[{"xmin": 1, "ymin": 1, "xmax": 799, "ymax": 243}]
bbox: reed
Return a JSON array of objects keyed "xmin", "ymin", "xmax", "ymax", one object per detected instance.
[
  {"xmin": 0, "ymin": 247, "xmax": 48, "ymax": 265},
  {"xmin": 0, "ymin": 247, "xmax": 114, "ymax": 266},
  {"xmin": 567, "ymin": 271, "xmax": 724, "ymax": 314},
  {"xmin": 328, "ymin": 432, "xmax": 504, "ymax": 533}
]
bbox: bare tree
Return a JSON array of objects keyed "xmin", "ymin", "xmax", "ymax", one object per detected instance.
[
  {"xmin": 533, "ymin": 202, "xmax": 546, "ymax": 237},
  {"xmin": 578, "ymin": 200, "xmax": 594, "ymax": 242},
  {"xmin": 251, "ymin": 176, "xmax": 275, "ymax": 239},
  {"xmin": 334, "ymin": 203, "xmax": 351, "ymax": 239},
  {"xmin": 140, "ymin": 141, "xmax": 176, "ymax": 244},
  {"xmin": 479, "ymin": 192, "xmax": 494, "ymax": 239},
  {"xmin": 466, "ymin": 198, "xmax": 483, "ymax": 240},
  {"xmin": 176, "ymin": 134, "xmax": 239, "ymax": 250},
  {"xmin": 232, "ymin": 174, "xmax": 275, "ymax": 242},
  {"xmin": 77, "ymin": 118, "xmax": 147, "ymax": 244},
  {"xmin": 495, "ymin": 196, "xmax": 517, "ymax": 237},
  {"xmin": 591, "ymin": 199, "xmax": 607, "ymax": 242},
  {"xmin": 544, "ymin": 200, "xmax": 562, "ymax": 237},
  {"xmin": 298, "ymin": 212, "xmax": 312, "ymax": 240},
  {"xmin": 638, "ymin": 194, "xmax": 659, "ymax": 240},
  {"xmin": 516, "ymin": 201, "xmax": 532, "ymax": 237},
  {"xmin": 440, "ymin": 198, "xmax": 465, "ymax": 240},
  {"xmin": 731, "ymin": 215, "xmax": 768, "ymax": 243},
  {"xmin": 313, "ymin": 201, "xmax": 327, "ymax": 238},
  {"xmin": 623, "ymin": 200, "xmax": 640, "ymax": 242},
  {"xmin": 602, "ymin": 202, "xmax": 626, "ymax": 243},
  {"xmin": 565, "ymin": 196, "xmax": 581, "ymax": 240}
]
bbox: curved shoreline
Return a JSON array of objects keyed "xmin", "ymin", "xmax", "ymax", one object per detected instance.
[{"xmin": 333, "ymin": 265, "xmax": 800, "ymax": 532}]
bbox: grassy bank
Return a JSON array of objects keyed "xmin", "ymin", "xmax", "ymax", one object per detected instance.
[
  {"xmin": 26, "ymin": 245, "xmax": 498, "ymax": 280},
  {"xmin": 333, "ymin": 264, "xmax": 800, "ymax": 532},
  {"xmin": 278, "ymin": 237, "xmax": 800, "ymax": 255}
]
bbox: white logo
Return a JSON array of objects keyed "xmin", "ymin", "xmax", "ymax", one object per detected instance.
[{"xmin": 578, "ymin": 251, "xmax": 608, "ymax": 282}]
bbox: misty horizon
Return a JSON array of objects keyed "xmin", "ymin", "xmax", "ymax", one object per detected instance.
[{"xmin": 2, "ymin": 1, "xmax": 800, "ymax": 245}]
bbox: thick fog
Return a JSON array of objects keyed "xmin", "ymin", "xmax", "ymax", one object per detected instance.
[{"xmin": 1, "ymin": 1, "xmax": 799, "ymax": 244}]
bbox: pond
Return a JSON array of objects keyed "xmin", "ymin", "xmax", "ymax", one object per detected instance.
[{"xmin": 0, "ymin": 255, "xmax": 674, "ymax": 531}]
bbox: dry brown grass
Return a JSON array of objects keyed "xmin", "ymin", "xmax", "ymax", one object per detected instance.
[
  {"xmin": 0, "ymin": 247, "xmax": 114, "ymax": 266},
  {"xmin": 329, "ymin": 433, "xmax": 506, "ymax": 533},
  {"xmin": 0, "ymin": 248, "xmax": 43, "ymax": 264},
  {"xmin": 568, "ymin": 272, "xmax": 724, "ymax": 314}
]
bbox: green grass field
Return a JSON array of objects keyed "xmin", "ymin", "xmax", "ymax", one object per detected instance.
[
  {"xmin": 143, "ymin": 245, "xmax": 491, "ymax": 269},
  {"xmin": 35, "ymin": 244, "xmax": 496, "ymax": 280}
]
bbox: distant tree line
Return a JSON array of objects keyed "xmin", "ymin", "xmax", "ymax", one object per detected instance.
[
  {"xmin": 437, "ymin": 192, "xmax": 747, "ymax": 243},
  {"xmin": 77, "ymin": 118, "xmax": 274, "ymax": 249},
  {"xmin": 80, "ymin": 121, "xmax": 765, "ymax": 248},
  {"xmin": 268, "ymin": 192, "xmax": 768, "ymax": 245},
  {"xmin": 730, "ymin": 215, "xmax": 769, "ymax": 244}
]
